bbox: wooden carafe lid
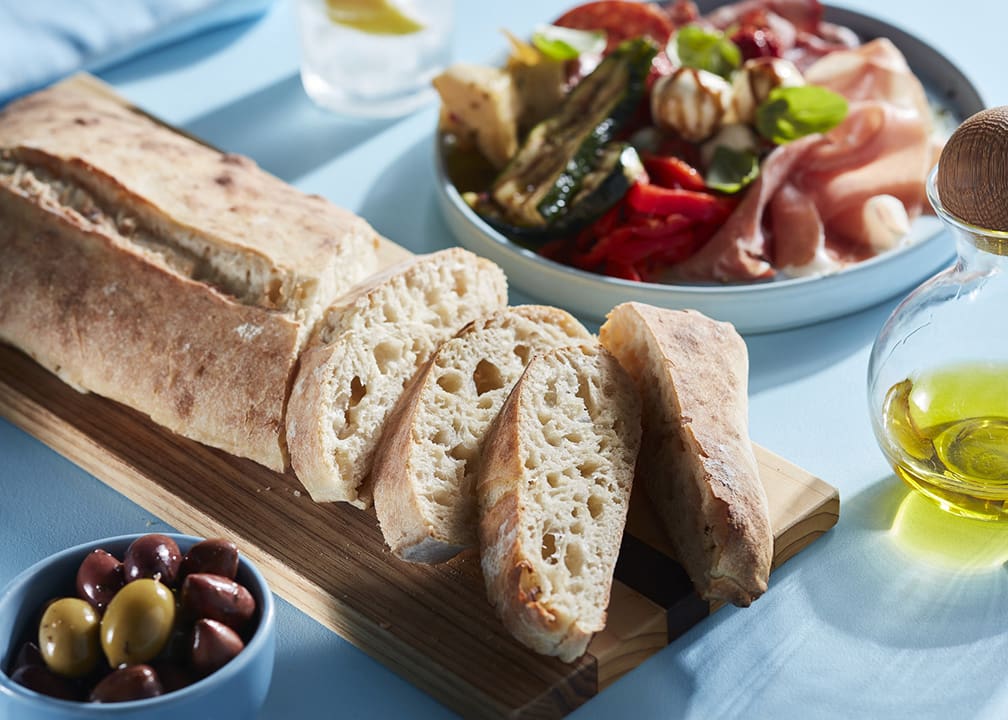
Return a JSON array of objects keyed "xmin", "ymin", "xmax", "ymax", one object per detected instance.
[{"xmin": 936, "ymin": 106, "xmax": 1008, "ymax": 231}]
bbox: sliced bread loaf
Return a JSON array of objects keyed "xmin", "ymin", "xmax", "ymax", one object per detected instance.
[
  {"xmin": 371, "ymin": 305, "xmax": 592, "ymax": 562},
  {"xmin": 0, "ymin": 82, "xmax": 381, "ymax": 471},
  {"xmin": 285, "ymin": 248, "xmax": 508, "ymax": 505},
  {"xmin": 478, "ymin": 342, "xmax": 641, "ymax": 662},
  {"xmin": 599, "ymin": 303, "xmax": 772, "ymax": 607}
]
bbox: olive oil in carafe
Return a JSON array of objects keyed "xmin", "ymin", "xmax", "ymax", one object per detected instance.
[{"xmin": 880, "ymin": 362, "xmax": 1008, "ymax": 520}]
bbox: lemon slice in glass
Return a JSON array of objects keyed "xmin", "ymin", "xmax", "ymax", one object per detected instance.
[{"xmin": 325, "ymin": 0, "xmax": 424, "ymax": 35}]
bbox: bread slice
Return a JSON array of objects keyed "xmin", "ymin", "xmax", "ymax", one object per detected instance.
[
  {"xmin": 599, "ymin": 303, "xmax": 772, "ymax": 606},
  {"xmin": 372, "ymin": 305, "xmax": 592, "ymax": 563},
  {"xmin": 285, "ymin": 248, "xmax": 508, "ymax": 505},
  {"xmin": 478, "ymin": 342, "xmax": 641, "ymax": 662},
  {"xmin": 0, "ymin": 83, "xmax": 380, "ymax": 471}
]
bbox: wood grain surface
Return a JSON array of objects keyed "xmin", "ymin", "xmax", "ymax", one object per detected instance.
[{"xmin": 0, "ymin": 74, "xmax": 841, "ymax": 718}]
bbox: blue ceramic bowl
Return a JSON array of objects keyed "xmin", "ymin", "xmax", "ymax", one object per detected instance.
[{"xmin": 0, "ymin": 534, "xmax": 275, "ymax": 719}]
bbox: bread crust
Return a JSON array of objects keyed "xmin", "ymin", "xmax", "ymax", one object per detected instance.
[
  {"xmin": 370, "ymin": 357, "xmax": 467, "ymax": 562},
  {"xmin": 0, "ymin": 184, "xmax": 296, "ymax": 469},
  {"xmin": 600, "ymin": 303, "xmax": 772, "ymax": 607},
  {"xmin": 0, "ymin": 85, "xmax": 380, "ymax": 316},
  {"xmin": 372, "ymin": 306, "xmax": 592, "ymax": 563},
  {"xmin": 478, "ymin": 343, "xmax": 641, "ymax": 662},
  {"xmin": 285, "ymin": 249, "xmax": 508, "ymax": 506},
  {"xmin": 0, "ymin": 82, "xmax": 381, "ymax": 470}
]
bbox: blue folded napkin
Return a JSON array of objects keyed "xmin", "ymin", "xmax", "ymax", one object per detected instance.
[{"xmin": 0, "ymin": 0, "xmax": 273, "ymax": 104}]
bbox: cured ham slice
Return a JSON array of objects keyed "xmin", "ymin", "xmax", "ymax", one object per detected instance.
[
  {"xmin": 685, "ymin": 37, "xmax": 934, "ymax": 281},
  {"xmin": 673, "ymin": 135, "xmax": 821, "ymax": 281},
  {"xmin": 769, "ymin": 181, "xmax": 827, "ymax": 270},
  {"xmin": 787, "ymin": 39, "xmax": 933, "ymax": 264}
]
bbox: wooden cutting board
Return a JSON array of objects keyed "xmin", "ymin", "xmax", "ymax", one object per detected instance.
[{"xmin": 0, "ymin": 74, "xmax": 840, "ymax": 719}]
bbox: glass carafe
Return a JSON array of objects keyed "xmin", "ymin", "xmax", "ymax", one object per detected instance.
[{"xmin": 868, "ymin": 168, "xmax": 1008, "ymax": 521}]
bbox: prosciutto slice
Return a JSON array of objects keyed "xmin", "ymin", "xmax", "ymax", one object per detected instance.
[
  {"xmin": 783, "ymin": 39, "xmax": 934, "ymax": 268},
  {"xmin": 673, "ymin": 134, "xmax": 821, "ymax": 281},
  {"xmin": 682, "ymin": 37, "xmax": 935, "ymax": 281}
]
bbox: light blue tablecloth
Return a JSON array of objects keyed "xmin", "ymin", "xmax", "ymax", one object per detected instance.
[{"xmin": 0, "ymin": 0, "xmax": 272, "ymax": 103}]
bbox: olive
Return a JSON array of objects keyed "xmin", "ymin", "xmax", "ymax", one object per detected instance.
[
  {"xmin": 123, "ymin": 534, "xmax": 181, "ymax": 586},
  {"xmin": 179, "ymin": 538, "xmax": 239, "ymax": 581},
  {"xmin": 100, "ymin": 578, "xmax": 176, "ymax": 668},
  {"xmin": 190, "ymin": 618, "xmax": 244, "ymax": 677},
  {"xmin": 76, "ymin": 548, "xmax": 125, "ymax": 612},
  {"xmin": 13, "ymin": 640, "xmax": 44, "ymax": 669},
  {"xmin": 37, "ymin": 597, "xmax": 101, "ymax": 678},
  {"xmin": 152, "ymin": 661, "xmax": 195, "ymax": 693},
  {"xmin": 180, "ymin": 573, "xmax": 255, "ymax": 631},
  {"xmin": 10, "ymin": 664, "xmax": 80, "ymax": 701},
  {"xmin": 89, "ymin": 664, "xmax": 163, "ymax": 703}
]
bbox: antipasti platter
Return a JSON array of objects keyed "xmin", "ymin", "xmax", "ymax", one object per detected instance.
[{"xmin": 435, "ymin": 3, "xmax": 984, "ymax": 332}]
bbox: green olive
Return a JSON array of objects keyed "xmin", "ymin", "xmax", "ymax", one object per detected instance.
[
  {"xmin": 38, "ymin": 597, "xmax": 100, "ymax": 678},
  {"xmin": 100, "ymin": 578, "xmax": 175, "ymax": 668}
]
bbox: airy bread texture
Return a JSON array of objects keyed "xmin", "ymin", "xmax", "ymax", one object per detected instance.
[
  {"xmin": 372, "ymin": 305, "xmax": 592, "ymax": 563},
  {"xmin": 285, "ymin": 248, "xmax": 508, "ymax": 506},
  {"xmin": 0, "ymin": 83, "xmax": 380, "ymax": 470},
  {"xmin": 478, "ymin": 342, "xmax": 641, "ymax": 662},
  {"xmin": 599, "ymin": 303, "xmax": 772, "ymax": 606}
]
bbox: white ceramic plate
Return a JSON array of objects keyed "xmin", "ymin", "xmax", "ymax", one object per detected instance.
[{"xmin": 434, "ymin": 6, "xmax": 984, "ymax": 333}]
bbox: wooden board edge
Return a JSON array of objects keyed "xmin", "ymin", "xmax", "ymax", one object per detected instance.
[{"xmin": 589, "ymin": 581, "xmax": 667, "ymax": 690}]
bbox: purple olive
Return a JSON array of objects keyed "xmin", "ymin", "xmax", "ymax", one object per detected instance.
[
  {"xmin": 76, "ymin": 549, "xmax": 125, "ymax": 612},
  {"xmin": 10, "ymin": 664, "xmax": 80, "ymax": 701},
  {"xmin": 89, "ymin": 664, "xmax": 163, "ymax": 703},
  {"xmin": 180, "ymin": 574, "xmax": 255, "ymax": 631},
  {"xmin": 151, "ymin": 661, "xmax": 195, "ymax": 693},
  {"xmin": 123, "ymin": 534, "xmax": 181, "ymax": 586},
  {"xmin": 190, "ymin": 618, "xmax": 244, "ymax": 677},
  {"xmin": 13, "ymin": 641, "xmax": 44, "ymax": 669},
  {"xmin": 179, "ymin": 539, "xmax": 239, "ymax": 581}
]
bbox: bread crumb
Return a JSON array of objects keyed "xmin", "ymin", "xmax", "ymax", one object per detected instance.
[{"xmin": 235, "ymin": 323, "xmax": 263, "ymax": 341}]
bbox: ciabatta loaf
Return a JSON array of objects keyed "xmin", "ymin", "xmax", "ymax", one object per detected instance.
[
  {"xmin": 599, "ymin": 303, "xmax": 772, "ymax": 606},
  {"xmin": 286, "ymin": 248, "xmax": 508, "ymax": 506},
  {"xmin": 372, "ymin": 305, "xmax": 592, "ymax": 563},
  {"xmin": 478, "ymin": 342, "xmax": 641, "ymax": 662},
  {"xmin": 0, "ymin": 82, "xmax": 380, "ymax": 470}
]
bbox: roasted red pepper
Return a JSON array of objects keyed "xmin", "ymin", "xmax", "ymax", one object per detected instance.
[
  {"xmin": 625, "ymin": 183, "xmax": 735, "ymax": 221},
  {"xmin": 641, "ymin": 154, "xmax": 707, "ymax": 191}
]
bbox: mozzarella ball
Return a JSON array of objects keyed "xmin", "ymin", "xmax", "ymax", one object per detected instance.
[
  {"xmin": 730, "ymin": 57, "xmax": 804, "ymax": 124},
  {"xmin": 651, "ymin": 67, "xmax": 732, "ymax": 142}
]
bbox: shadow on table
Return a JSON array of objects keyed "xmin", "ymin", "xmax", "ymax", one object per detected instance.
[
  {"xmin": 801, "ymin": 477, "xmax": 1008, "ymax": 648},
  {"xmin": 358, "ymin": 133, "xmax": 445, "ymax": 253},
  {"xmin": 746, "ymin": 297, "xmax": 898, "ymax": 395},
  {"xmin": 628, "ymin": 478, "xmax": 1008, "ymax": 717},
  {"xmin": 261, "ymin": 600, "xmax": 457, "ymax": 719},
  {"xmin": 98, "ymin": 16, "xmax": 265, "ymax": 85},
  {"xmin": 182, "ymin": 73, "xmax": 399, "ymax": 183}
]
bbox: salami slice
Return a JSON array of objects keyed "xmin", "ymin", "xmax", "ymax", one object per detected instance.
[{"xmin": 553, "ymin": 1, "xmax": 677, "ymax": 52}]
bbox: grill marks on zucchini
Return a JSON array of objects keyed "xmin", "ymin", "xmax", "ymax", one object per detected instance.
[{"xmin": 487, "ymin": 38, "xmax": 658, "ymax": 233}]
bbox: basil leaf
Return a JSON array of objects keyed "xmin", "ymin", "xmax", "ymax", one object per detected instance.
[
  {"xmin": 672, "ymin": 25, "xmax": 741, "ymax": 79},
  {"xmin": 755, "ymin": 85, "xmax": 849, "ymax": 144},
  {"xmin": 705, "ymin": 145, "xmax": 760, "ymax": 194},
  {"xmin": 531, "ymin": 24, "xmax": 606, "ymax": 61}
]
